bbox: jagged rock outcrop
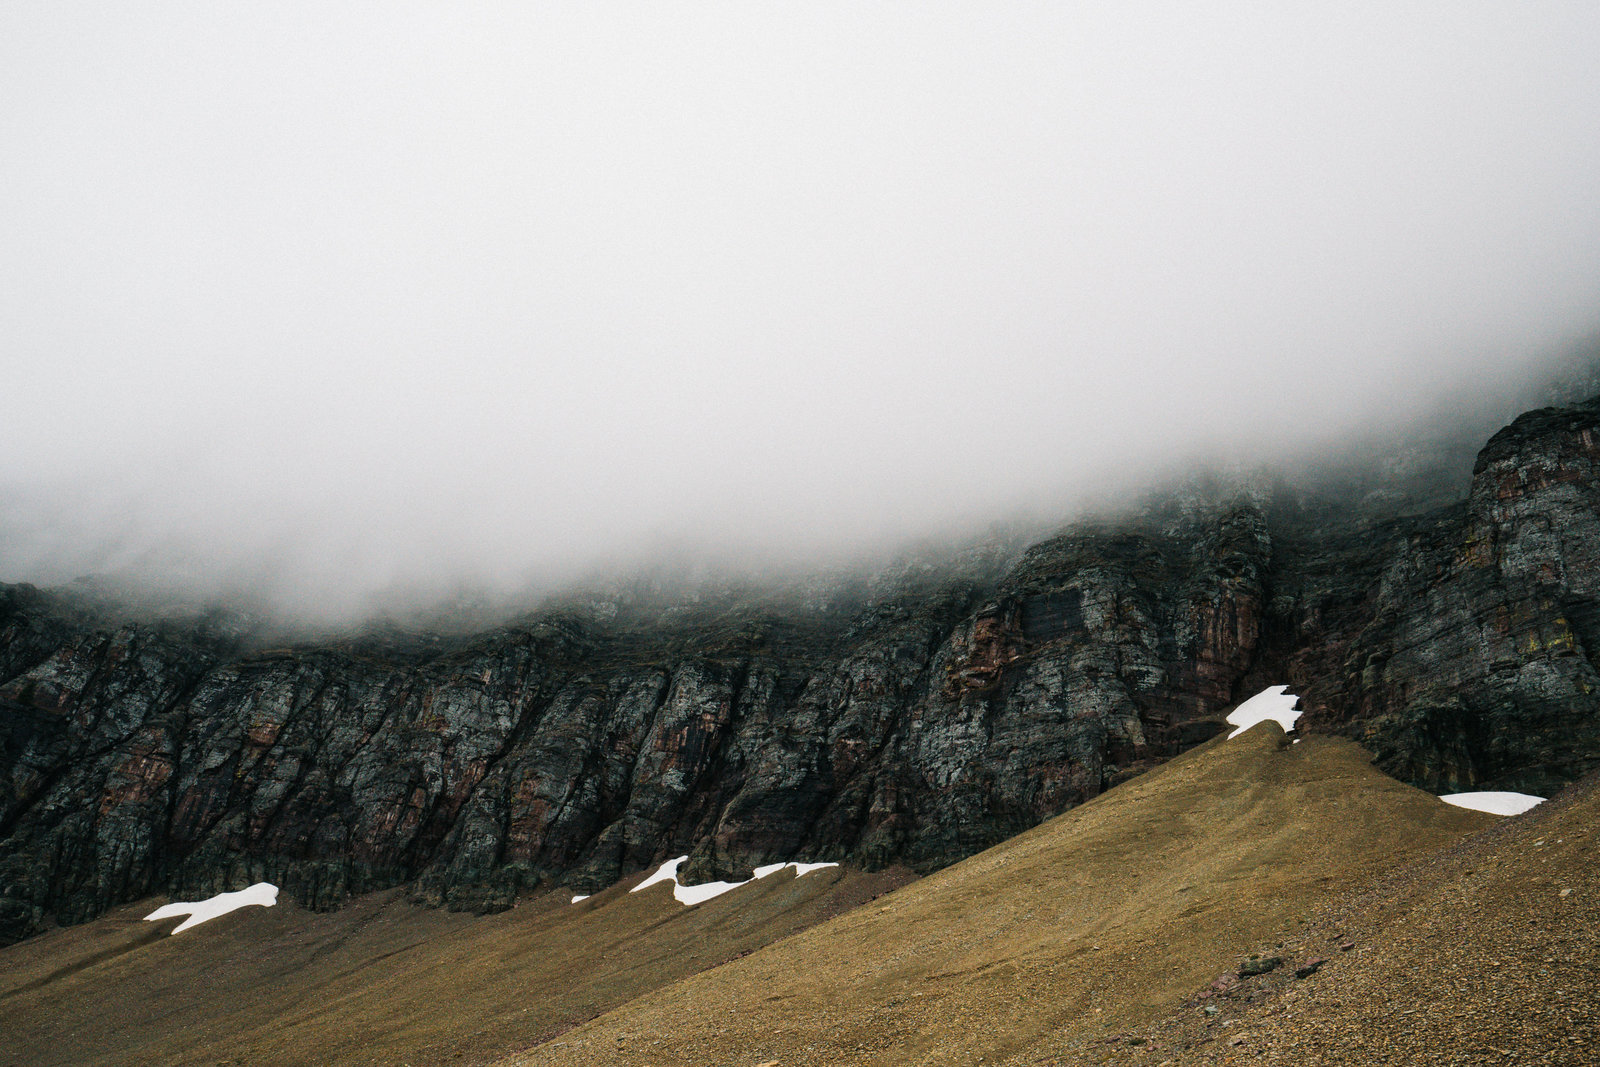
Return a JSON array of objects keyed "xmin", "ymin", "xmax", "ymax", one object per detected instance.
[
  {"xmin": 2, "ymin": 397, "xmax": 1598, "ymax": 944},
  {"xmin": 1292, "ymin": 397, "xmax": 1600, "ymax": 794}
]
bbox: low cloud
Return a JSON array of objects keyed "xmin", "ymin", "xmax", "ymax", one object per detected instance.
[{"xmin": 4, "ymin": 4, "xmax": 1599, "ymax": 620}]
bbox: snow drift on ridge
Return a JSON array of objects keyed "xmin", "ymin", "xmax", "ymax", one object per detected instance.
[
  {"xmin": 1225, "ymin": 686, "xmax": 1302, "ymax": 739},
  {"xmin": 1438, "ymin": 791, "xmax": 1545, "ymax": 816},
  {"xmin": 631, "ymin": 858, "xmax": 840, "ymax": 906},
  {"xmin": 144, "ymin": 883, "xmax": 279, "ymax": 934}
]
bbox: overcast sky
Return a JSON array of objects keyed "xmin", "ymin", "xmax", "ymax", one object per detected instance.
[{"xmin": 4, "ymin": 3, "xmax": 1600, "ymax": 617}]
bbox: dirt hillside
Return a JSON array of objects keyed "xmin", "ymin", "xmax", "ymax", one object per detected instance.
[
  {"xmin": 9, "ymin": 724, "xmax": 1560, "ymax": 1067},
  {"xmin": 1116, "ymin": 769, "xmax": 1599, "ymax": 1066},
  {"xmin": 496, "ymin": 726, "xmax": 1493, "ymax": 1066},
  {"xmin": 0, "ymin": 860, "xmax": 908, "ymax": 1066}
]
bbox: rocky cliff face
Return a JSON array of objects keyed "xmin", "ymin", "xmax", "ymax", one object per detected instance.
[
  {"xmin": 1292, "ymin": 398, "xmax": 1600, "ymax": 794},
  {"xmin": 3, "ymin": 397, "xmax": 1598, "ymax": 944}
]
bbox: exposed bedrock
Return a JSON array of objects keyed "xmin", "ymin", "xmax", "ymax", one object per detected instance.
[
  {"xmin": 1294, "ymin": 397, "xmax": 1600, "ymax": 795},
  {"xmin": 2, "ymin": 396, "xmax": 1598, "ymax": 943}
]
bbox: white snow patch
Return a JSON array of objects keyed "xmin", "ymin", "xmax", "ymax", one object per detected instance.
[
  {"xmin": 1438, "ymin": 791, "xmax": 1545, "ymax": 816},
  {"xmin": 631, "ymin": 856, "xmax": 840, "ymax": 907},
  {"xmin": 787, "ymin": 861, "xmax": 839, "ymax": 877},
  {"xmin": 570, "ymin": 894, "xmax": 589, "ymax": 903},
  {"xmin": 632, "ymin": 856, "xmax": 688, "ymax": 895},
  {"xmin": 1225, "ymin": 685, "xmax": 1302, "ymax": 739},
  {"xmin": 143, "ymin": 883, "xmax": 278, "ymax": 934},
  {"xmin": 749, "ymin": 861, "xmax": 838, "ymax": 879},
  {"xmin": 673, "ymin": 875, "xmax": 754, "ymax": 907}
]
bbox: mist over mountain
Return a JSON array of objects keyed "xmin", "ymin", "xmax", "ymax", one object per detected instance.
[
  {"xmin": 5, "ymin": 4, "xmax": 1600, "ymax": 622},
  {"xmin": 6, "ymin": 13, "xmax": 1600, "ymax": 1061}
]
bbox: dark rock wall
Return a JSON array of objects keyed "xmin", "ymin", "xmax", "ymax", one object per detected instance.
[
  {"xmin": 1295, "ymin": 398, "xmax": 1600, "ymax": 794},
  {"xmin": 2, "ymin": 397, "xmax": 1598, "ymax": 943}
]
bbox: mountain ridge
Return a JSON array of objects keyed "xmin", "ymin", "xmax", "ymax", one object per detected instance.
[
  {"xmin": 2, "ymin": 394, "xmax": 1598, "ymax": 945},
  {"xmin": 489, "ymin": 724, "xmax": 1499, "ymax": 1067},
  {"xmin": 0, "ymin": 725, "xmax": 1507, "ymax": 1066}
]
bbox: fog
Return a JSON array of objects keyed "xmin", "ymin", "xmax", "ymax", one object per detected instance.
[{"xmin": 4, "ymin": 4, "xmax": 1600, "ymax": 621}]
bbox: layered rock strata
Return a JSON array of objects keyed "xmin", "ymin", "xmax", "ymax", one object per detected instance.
[{"xmin": 2, "ymin": 397, "xmax": 1597, "ymax": 944}]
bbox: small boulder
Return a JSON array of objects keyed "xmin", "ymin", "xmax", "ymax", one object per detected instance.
[{"xmin": 1239, "ymin": 956, "xmax": 1283, "ymax": 978}]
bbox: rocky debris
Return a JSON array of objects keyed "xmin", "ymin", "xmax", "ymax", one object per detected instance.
[
  {"xmin": 1238, "ymin": 956, "xmax": 1283, "ymax": 978},
  {"xmin": 1293, "ymin": 957, "xmax": 1326, "ymax": 979},
  {"xmin": 1119, "ymin": 767, "xmax": 1600, "ymax": 1066},
  {"xmin": 3, "ymin": 396, "xmax": 1600, "ymax": 944}
]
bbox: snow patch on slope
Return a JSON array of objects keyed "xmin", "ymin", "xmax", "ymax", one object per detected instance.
[
  {"xmin": 1438, "ymin": 791, "xmax": 1545, "ymax": 816},
  {"xmin": 631, "ymin": 857, "xmax": 840, "ymax": 906},
  {"xmin": 1226, "ymin": 685, "xmax": 1302, "ymax": 739},
  {"xmin": 144, "ymin": 883, "xmax": 278, "ymax": 934}
]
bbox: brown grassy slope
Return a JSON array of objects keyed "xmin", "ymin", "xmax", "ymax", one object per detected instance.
[
  {"xmin": 1117, "ymin": 770, "xmax": 1600, "ymax": 1066},
  {"xmin": 0, "ymin": 863, "xmax": 909, "ymax": 1067},
  {"xmin": 496, "ymin": 727, "xmax": 1494, "ymax": 1067}
]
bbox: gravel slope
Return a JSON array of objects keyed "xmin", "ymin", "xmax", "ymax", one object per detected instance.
[
  {"xmin": 1113, "ymin": 770, "xmax": 1599, "ymax": 1066},
  {"xmin": 495, "ymin": 726, "xmax": 1493, "ymax": 1067},
  {"xmin": 0, "ymin": 863, "xmax": 909, "ymax": 1066},
  {"xmin": 8, "ymin": 727, "xmax": 1577, "ymax": 1067}
]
